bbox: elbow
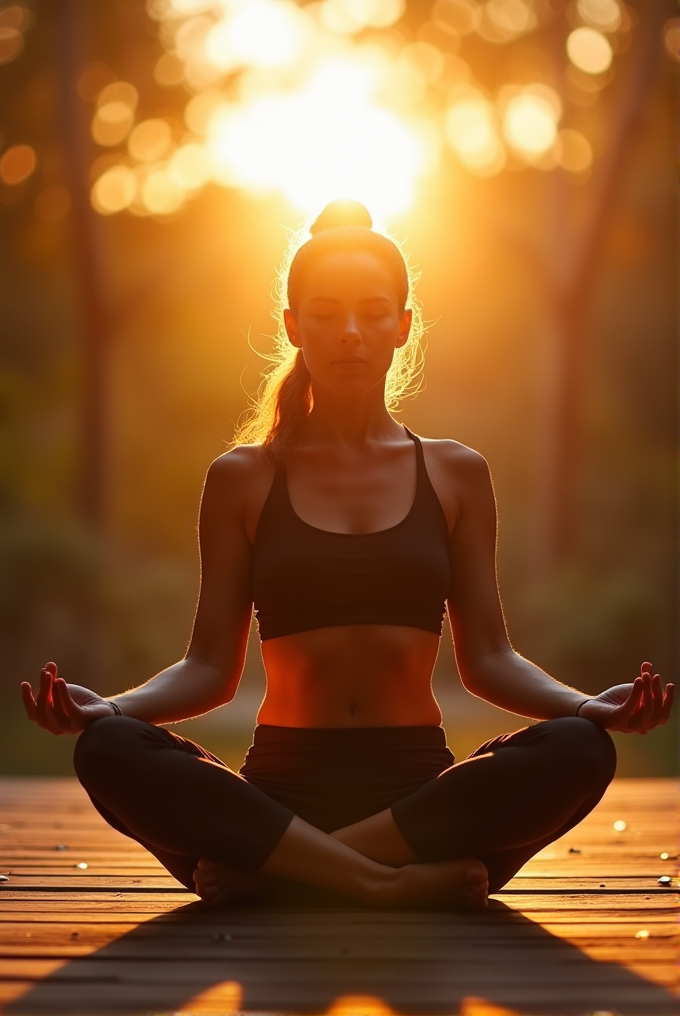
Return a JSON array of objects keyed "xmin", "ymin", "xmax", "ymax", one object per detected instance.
[{"xmin": 458, "ymin": 646, "xmax": 515, "ymax": 695}]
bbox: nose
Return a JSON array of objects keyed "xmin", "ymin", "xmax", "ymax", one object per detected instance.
[{"xmin": 339, "ymin": 311, "xmax": 361, "ymax": 343}]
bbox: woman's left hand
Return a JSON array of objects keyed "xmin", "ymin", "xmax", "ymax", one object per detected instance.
[{"xmin": 578, "ymin": 662, "xmax": 674, "ymax": 733}]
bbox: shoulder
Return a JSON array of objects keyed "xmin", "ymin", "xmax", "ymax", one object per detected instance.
[
  {"xmin": 206, "ymin": 443, "xmax": 270, "ymax": 482},
  {"xmin": 418, "ymin": 435, "xmax": 493, "ymax": 488},
  {"xmin": 415, "ymin": 434, "xmax": 495, "ymax": 533},
  {"xmin": 200, "ymin": 444, "xmax": 275, "ymax": 518}
]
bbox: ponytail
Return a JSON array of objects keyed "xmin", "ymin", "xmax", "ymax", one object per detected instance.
[{"xmin": 263, "ymin": 350, "xmax": 312, "ymax": 464}]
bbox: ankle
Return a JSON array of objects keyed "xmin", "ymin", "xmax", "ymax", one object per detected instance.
[{"xmin": 361, "ymin": 863, "xmax": 401, "ymax": 906}]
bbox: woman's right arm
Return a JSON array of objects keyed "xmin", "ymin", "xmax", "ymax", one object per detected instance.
[{"xmin": 21, "ymin": 450, "xmax": 258, "ymax": 734}]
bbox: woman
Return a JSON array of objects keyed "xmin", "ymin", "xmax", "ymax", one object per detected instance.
[{"xmin": 22, "ymin": 200, "xmax": 673, "ymax": 912}]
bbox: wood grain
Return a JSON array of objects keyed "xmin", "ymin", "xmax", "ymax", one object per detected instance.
[{"xmin": 0, "ymin": 776, "xmax": 677, "ymax": 1015}]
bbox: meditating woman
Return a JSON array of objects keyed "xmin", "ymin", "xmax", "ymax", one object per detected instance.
[{"xmin": 21, "ymin": 200, "xmax": 673, "ymax": 911}]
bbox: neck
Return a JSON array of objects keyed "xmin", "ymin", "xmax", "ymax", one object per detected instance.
[{"xmin": 303, "ymin": 382, "xmax": 403, "ymax": 450}]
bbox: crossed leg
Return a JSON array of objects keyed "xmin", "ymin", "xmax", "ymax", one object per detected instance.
[
  {"xmin": 330, "ymin": 717, "xmax": 617, "ymax": 893},
  {"xmin": 74, "ymin": 715, "xmax": 616, "ymax": 910},
  {"xmin": 73, "ymin": 716, "xmax": 489, "ymax": 910}
]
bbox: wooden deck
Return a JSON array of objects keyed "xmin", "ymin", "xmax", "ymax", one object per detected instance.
[{"xmin": 0, "ymin": 776, "xmax": 677, "ymax": 1016}]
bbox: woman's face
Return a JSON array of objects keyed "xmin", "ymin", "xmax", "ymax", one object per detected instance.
[{"xmin": 284, "ymin": 249, "xmax": 412, "ymax": 399}]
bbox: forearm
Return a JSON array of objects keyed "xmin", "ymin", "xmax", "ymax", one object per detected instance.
[
  {"xmin": 462, "ymin": 648, "xmax": 588, "ymax": 719},
  {"xmin": 106, "ymin": 655, "xmax": 230, "ymax": 725}
]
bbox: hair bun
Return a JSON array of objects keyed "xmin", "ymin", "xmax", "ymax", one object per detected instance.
[{"xmin": 309, "ymin": 199, "xmax": 372, "ymax": 235}]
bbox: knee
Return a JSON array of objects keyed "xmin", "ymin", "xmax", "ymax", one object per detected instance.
[
  {"xmin": 73, "ymin": 715, "xmax": 144, "ymax": 785},
  {"xmin": 542, "ymin": 716, "xmax": 617, "ymax": 788}
]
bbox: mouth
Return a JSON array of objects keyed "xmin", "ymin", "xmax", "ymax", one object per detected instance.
[{"xmin": 334, "ymin": 358, "xmax": 367, "ymax": 366}]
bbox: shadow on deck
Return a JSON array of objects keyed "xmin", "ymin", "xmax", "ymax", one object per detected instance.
[{"xmin": 0, "ymin": 777, "xmax": 678, "ymax": 1015}]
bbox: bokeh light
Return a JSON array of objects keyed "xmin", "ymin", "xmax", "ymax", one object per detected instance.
[
  {"xmin": 92, "ymin": 82, "xmax": 139, "ymax": 148},
  {"xmin": 128, "ymin": 119, "xmax": 173, "ymax": 162},
  {"xmin": 141, "ymin": 165, "xmax": 186, "ymax": 215},
  {"xmin": 445, "ymin": 92, "xmax": 505, "ymax": 175},
  {"xmin": 663, "ymin": 18, "xmax": 680, "ymax": 61},
  {"xmin": 318, "ymin": 0, "xmax": 405, "ymax": 35},
  {"xmin": 0, "ymin": 4, "xmax": 32, "ymax": 65},
  {"xmin": 91, "ymin": 165, "xmax": 136, "ymax": 214},
  {"xmin": 168, "ymin": 143, "xmax": 212, "ymax": 190},
  {"xmin": 479, "ymin": 0, "xmax": 537, "ymax": 43},
  {"xmin": 77, "ymin": 61, "xmax": 116, "ymax": 102},
  {"xmin": 72, "ymin": 0, "xmax": 631, "ymax": 214},
  {"xmin": 153, "ymin": 51, "xmax": 185, "ymax": 85},
  {"xmin": 0, "ymin": 143, "xmax": 37, "ymax": 185},
  {"xmin": 567, "ymin": 27, "xmax": 613, "ymax": 75},
  {"xmin": 576, "ymin": 0, "xmax": 622, "ymax": 33},
  {"xmin": 0, "ymin": 25, "xmax": 23, "ymax": 64},
  {"xmin": 97, "ymin": 81, "xmax": 140, "ymax": 110},
  {"xmin": 432, "ymin": 0, "xmax": 478, "ymax": 36},
  {"xmin": 501, "ymin": 88, "xmax": 560, "ymax": 158},
  {"xmin": 556, "ymin": 128, "xmax": 593, "ymax": 175}
]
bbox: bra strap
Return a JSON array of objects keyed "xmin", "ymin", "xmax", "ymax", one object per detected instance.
[{"xmin": 404, "ymin": 426, "xmax": 425, "ymax": 474}]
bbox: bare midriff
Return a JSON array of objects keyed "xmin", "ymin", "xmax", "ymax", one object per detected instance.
[{"xmin": 257, "ymin": 624, "xmax": 443, "ymax": 728}]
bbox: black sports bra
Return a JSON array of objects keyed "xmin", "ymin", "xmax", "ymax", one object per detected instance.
[{"xmin": 251, "ymin": 428, "xmax": 451, "ymax": 641}]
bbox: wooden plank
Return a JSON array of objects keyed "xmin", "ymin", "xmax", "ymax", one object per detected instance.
[{"xmin": 0, "ymin": 777, "xmax": 677, "ymax": 1016}]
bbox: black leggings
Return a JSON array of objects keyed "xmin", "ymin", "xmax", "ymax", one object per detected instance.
[{"xmin": 73, "ymin": 715, "xmax": 616, "ymax": 896}]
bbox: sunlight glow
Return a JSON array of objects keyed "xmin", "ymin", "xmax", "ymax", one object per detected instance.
[
  {"xmin": 169, "ymin": 142, "xmax": 213, "ymax": 189},
  {"xmin": 120, "ymin": 0, "xmax": 620, "ymax": 216},
  {"xmin": 206, "ymin": 0, "xmax": 309, "ymax": 71},
  {"xmin": 205, "ymin": 58, "xmax": 430, "ymax": 216},
  {"xmin": 141, "ymin": 164, "xmax": 186, "ymax": 214},
  {"xmin": 566, "ymin": 27, "xmax": 613, "ymax": 75}
]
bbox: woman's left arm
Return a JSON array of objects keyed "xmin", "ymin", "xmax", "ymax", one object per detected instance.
[{"xmin": 444, "ymin": 447, "xmax": 674, "ymax": 734}]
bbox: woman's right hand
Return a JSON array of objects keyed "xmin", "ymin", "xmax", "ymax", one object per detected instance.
[{"xmin": 21, "ymin": 662, "xmax": 115, "ymax": 735}]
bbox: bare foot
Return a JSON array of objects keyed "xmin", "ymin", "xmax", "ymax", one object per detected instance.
[
  {"xmin": 192, "ymin": 858, "xmax": 263, "ymax": 906},
  {"xmin": 383, "ymin": 856, "xmax": 489, "ymax": 911}
]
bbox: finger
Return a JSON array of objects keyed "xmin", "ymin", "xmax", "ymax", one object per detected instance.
[
  {"xmin": 35, "ymin": 669, "xmax": 54, "ymax": 724},
  {"xmin": 36, "ymin": 669, "xmax": 63, "ymax": 735},
  {"xmin": 612, "ymin": 677, "xmax": 645, "ymax": 724},
  {"xmin": 661, "ymin": 683, "xmax": 675, "ymax": 723},
  {"xmin": 636, "ymin": 672, "xmax": 656, "ymax": 733},
  {"xmin": 56, "ymin": 679, "xmax": 87, "ymax": 732},
  {"xmin": 36, "ymin": 668, "xmax": 54, "ymax": 713},
  {"xmin": 640, "ymin": 661, "xmax": 653, "ymax": 677},
  {"xmin": 21, "ymin": 682, "xmax": 37, "ymax": 721},
  {"xmin": 52, "ymin": 679, "xmax": 75, "ymax": 732},
  {"xmin": 649, "ymin": 673, "xmax": 665, "ymax": 727}
]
